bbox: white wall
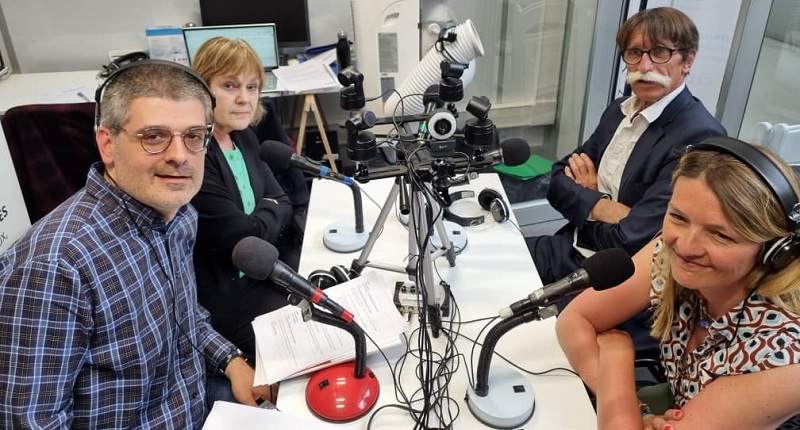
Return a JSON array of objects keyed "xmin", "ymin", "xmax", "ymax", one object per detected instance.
[{"xmin": 0, "ymin": 0, "xmax": 352, "ymax": 73}]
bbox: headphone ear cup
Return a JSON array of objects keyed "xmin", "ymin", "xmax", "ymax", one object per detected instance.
[
  {"xmin": 762, "ymin": 234, "xmax": 800, "ymax": 271},
  {"xmin": 308, "ymin": 269, "xmax": 338, "ymax": 290},
  {"xmin": 329, "ymin": 265, "xmax": 352, "ymax": 284},
  {"xmin": 478, "ymin": 188, "xmax": 508, "ymax": 223},
  {"xmin": 477, "ymin": 188, "xmax": 502, "ymax": 210},
  {"xmin": 489, "ymin": 198, "xmax": 509, "ymax": 223}
]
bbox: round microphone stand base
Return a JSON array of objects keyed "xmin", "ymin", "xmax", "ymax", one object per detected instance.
[
  {"xmin": 323, "ymin": 219, "xmax": 369, "ymax": 253},
  {"xmin": 465, "ymin": 366, "xmax": 535, "ymax": 429},
  {"xmin": 305, "ymin": 361, "xmax": 380, "ymax": 422},
  {"xmin": 429, "ymin": 220, "xmax": 468, "ymax": 253}
]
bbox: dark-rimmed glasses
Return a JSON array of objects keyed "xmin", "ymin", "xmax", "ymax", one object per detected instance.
[
  {"xmin": 621, "ymin": 47, "xmax": 682, "ymax": 65},
  {"xmin": 116, "ymin": 125, "xmax": 212, "ymax": 154}
]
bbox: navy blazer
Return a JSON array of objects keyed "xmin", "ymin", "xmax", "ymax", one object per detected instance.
[{"xmin": 547, "ymin": 87, "xmax": 726, "ymax": 256}]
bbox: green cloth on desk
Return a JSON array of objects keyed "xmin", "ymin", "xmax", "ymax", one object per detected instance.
[{"xmin": 494, "ymin": 154, "xmax": 553, "ymax": 180}]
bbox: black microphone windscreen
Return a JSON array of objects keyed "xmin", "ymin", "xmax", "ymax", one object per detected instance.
[
  {"xmin": 231, "ymin": 236, "xmax": 280, "ymax": 280},
  {"xmin": 580, "ymin": 248, "xmax": 634, "ymax": 290},
  {"xmin": 499, "ymin": 138, "xmax": 531, "ymax": 166},
  {"xmin": 259, "ymin": 140, "xmax": 294, "ymax": 171}
]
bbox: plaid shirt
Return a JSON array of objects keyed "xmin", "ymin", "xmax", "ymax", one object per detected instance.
[{"xmin": 0, "ymin": 163, "xmax": 234, "ymax": 429}]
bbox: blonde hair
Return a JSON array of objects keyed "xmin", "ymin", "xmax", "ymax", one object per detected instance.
[
  {"xmin": 191, "ymin": 36, "xmax": 266, "ymax": 125},
  {"xmin": 651, "ymin": 147, "xmax": 800, "ymax": 339}
]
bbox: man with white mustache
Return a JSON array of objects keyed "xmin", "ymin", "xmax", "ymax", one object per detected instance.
[{"xmin": 526, "ymin": 7, "xmax": 725, "ymax": 339}]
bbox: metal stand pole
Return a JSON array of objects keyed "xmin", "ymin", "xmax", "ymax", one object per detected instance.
[{"xmin": 347, "ymin": 174, "xmax": 457, "ymax": 335}]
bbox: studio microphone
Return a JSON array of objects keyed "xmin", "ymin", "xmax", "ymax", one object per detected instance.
[
  {"xmin": 260, "ymin": 140, "xmax": 354, "ymax": 185},
  {"xmin": 498, "ymin": 248, "xmax": 634, "ymax": 319},
  {"xmin": 481, "ymin": 137, "xmax": 531, "ymax": 167},
  {"xmin": 232, "ymin": 236, "xmax": 355, "ymax": 322},
  {"xmin": 262, "ymin": 141, "xmax": 366, "ymax": 253}
]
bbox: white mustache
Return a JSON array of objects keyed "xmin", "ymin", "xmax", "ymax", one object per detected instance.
[{"xmin": 626, "ymin": 71, "xmax": 671, "ymax": 87}]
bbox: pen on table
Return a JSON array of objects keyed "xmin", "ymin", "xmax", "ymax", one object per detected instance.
[{"xmin": 77, "ymin": 92, "xmax": 92, "ymax": 102}]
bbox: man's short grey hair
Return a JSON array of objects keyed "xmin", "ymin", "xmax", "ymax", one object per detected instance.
[{"xmin": 99, "ymin": 62, "xmax": 214, "ymax": 131}]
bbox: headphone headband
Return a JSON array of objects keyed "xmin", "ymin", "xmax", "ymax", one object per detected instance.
[
  {"xmin": 443, "ymin": 188, "xmax": 509, "ymax": 227},
  {"xmin": 444, "ymin": 190, "xmax": 483, "ymax": 227},
  {"xmin": 94, "ymin": 59, "xmax": 216, "ymax": 130},
  {"xmin": 689, "ymin": 136, "xmax": 800, "ymax": 232}
]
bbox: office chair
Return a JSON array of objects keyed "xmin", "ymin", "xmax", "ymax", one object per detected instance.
[
  {"xmin": 770, "ymin": 123, "xmax": 800, "ymax": 165},
  {"xmin": 1, "ymin": 102, "xmax": 99, "ymax": 223},
  {"xmin": 751, "ymin": 121, "xmax": 773, "ymax": 147}
]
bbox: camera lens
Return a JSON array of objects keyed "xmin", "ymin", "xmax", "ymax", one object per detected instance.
[
  {"xmin": 433, "ymin": 119, "xmax": 452, "ymax": 135},
  {"xmin": 427, "ymin": 108, "xmax": 457, "ymax": 140}
]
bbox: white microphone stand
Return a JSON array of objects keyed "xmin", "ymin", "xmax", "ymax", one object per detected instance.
[
  {"xmin": 465, "ymin": 305, "xmax": 559, "ymax": 428},
  {"xmin": 322, "ymin": 179, "xmax": 368, "ymax": 253}
]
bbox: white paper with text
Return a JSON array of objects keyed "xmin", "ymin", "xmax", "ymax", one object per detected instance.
[
  {"xmin": 270, "ymin": 58, "xmax": 340, "ymax": 93},
  {"xmin": 203, "ymin": 401, "xmax": 338, "ymax": 430},
  {"xmin": 252, "ymin": 271, "xmax": 407, "ymax": 385}
]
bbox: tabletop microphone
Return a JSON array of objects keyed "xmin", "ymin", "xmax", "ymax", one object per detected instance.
[
  {"xmin": 260, "ymin": 140, "xmax": 354, "ymax": 185},
  {"xmin": 232, "ymin": 236, "xmax": 355, "ymax": 322},
  {"xmin": 262, "ymin": 141, "xmax": 366, "ymax": 252},
  {"xmin": 480, "ymin": 137, "xmax": 531, "ymax": 167},
  {"xmin": 498, "ymin": 248, "xmax": 634, "ymax": 319}
]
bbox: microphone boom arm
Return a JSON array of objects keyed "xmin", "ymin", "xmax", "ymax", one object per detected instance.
[
  {"xmin": 332, "ymin": 178, "xmax": 364, "ymax": 234},
  {"xmin": 306, "ymin": 303, "xmax": 369, "ymax": 379},
  {"xmin": 474, "ymin": 306, "xmax": 556, "ymax": 396}
]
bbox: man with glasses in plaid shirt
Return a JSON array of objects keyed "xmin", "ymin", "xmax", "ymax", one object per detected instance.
[{"xmin": 0, "ymin": 61, "xmax": 270, "ymax": 428}]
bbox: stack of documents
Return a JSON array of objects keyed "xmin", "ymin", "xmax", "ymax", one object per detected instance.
[
  {"xmin": 271, "ymin": 55, "xmax": 341, "ymax": 94},
  {"xmin": 251, "ymin": 271, "xmax": 408, "ymax": 386}
]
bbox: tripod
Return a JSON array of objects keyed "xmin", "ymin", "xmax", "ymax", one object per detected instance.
[{"xmin": 350, "ymin": 174, "xmax": 462, "ymax": 337}]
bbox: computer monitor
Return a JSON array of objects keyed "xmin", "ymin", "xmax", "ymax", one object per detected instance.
[
  {"xmin": 182, "ymin": 23, "xmax": 280, "ymax": 70},
  {"xmin": 198, "ymin": 0, "xmax": 311, "ymax": 53}
]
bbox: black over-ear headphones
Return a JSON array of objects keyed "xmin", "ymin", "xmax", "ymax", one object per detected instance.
[
  {"xmin": 443, "ymin": 188, "xmax": 509, "ymax": 227},
  {"xmin": 308, "ymin": 265, "xmax": 352, "ymax": 290},
  {"xmin": 93, "ymin": 58, "xmax": 216, "ymax": 134},
  {"xmin": 689, "ymin": 136, "xmax": 800, "ymax": 270}
]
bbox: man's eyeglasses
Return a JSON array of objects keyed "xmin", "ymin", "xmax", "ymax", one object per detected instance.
[
  {"xmin": 116, "ymin": 125, "xmax": 212, "ymax": 154},
  {"xmin": 621, "ymin": 47, "xmax": 682, "ymax": 65}
]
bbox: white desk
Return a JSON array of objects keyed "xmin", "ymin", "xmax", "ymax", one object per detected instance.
[
  {"xmin": 276, "ymin": 174, "xmax": 597, "ymax": 429},
  {"xmin": 0, "ymin": 70, "xmax": 100, "ymax": 116}
]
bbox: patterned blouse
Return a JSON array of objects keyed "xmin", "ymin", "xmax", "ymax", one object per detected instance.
[{"xmin": 649, "ymin": 238, "xmax": 800, "ymax": 429}]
